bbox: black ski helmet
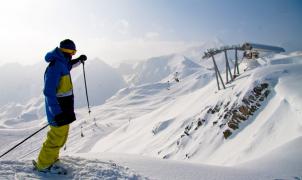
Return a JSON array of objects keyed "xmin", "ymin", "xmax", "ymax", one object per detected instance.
[{"xmin": 60, "ymin": 39, "xmax": 76, "ymax": 51}]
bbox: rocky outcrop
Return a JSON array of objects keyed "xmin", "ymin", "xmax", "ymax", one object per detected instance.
[
  {"xmin": 222, "ymin": 83, "xmax": 270, "ymax": 138},
  {"xmin": 178, "ymin": 83, "xmax": 271, "ymax": 141},
  {"xmin": 160, "ymin": 83, "xmax": 271, "ymax": 159}
]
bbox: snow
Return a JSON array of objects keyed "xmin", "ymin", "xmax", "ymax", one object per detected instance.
[
  {"xmin": 119, "ymin": 54, "xmax": 202, "ymax": 86},
  {"xmin": 238, "ymin": 136, "xmax": 302, "ymax": 177},
  {"xmin": 0, "ymin": 46, "xmax": 302, "ymax": 179},
  {"xmin": 1, "ymin": 156, "xmax": 146, "ymax": 179},
  {"xmin": 2, "ymin": 137, "xmax": 302, "ymax": 180},
  {"xmin": 90, "ymin": 53, "xmax": 302, "ymax": 167}
]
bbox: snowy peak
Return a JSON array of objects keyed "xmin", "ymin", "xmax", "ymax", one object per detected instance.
[
  {"xmin": 118, "ymin": 38, "xmax": 226, "ymax": 86},
  {"xmin": 120, "ymin": 54, "xmax": 202, "ymax": 85},
  {"xmin": 73, "ymin": 58, "xmax": 126, "ymax": 108}
]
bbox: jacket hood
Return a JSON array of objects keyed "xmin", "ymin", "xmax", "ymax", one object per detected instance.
[{"xmin": 45, "ymin": 47, "xmax": 67, "ymax": 64}]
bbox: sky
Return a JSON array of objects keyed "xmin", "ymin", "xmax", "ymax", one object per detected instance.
[{"xmin": 0, "ymin": 0, "xmax": 301, "ymax": 65}]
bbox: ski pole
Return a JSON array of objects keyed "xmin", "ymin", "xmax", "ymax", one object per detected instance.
[
  {"xmin": 0, "ymin": 124, "xmax": 49, "ymax": 159},
  {"xmin": 82, "ymin": 61, "xmax": 91, "ymax": 114}
]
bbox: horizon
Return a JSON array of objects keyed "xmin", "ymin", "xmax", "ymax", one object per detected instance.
[{"xmin": 0, "ymin": 0, "xmax": 301, "ymax": 66}]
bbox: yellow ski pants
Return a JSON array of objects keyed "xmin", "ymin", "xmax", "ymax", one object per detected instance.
[{"xmin": 36, "ymin": 124, "xmax": 69, "ymax": 170}]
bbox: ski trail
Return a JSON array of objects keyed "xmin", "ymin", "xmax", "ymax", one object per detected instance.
[{"xmin": 0, "ymin": 156, "xmax": 149, "ymax": 180}]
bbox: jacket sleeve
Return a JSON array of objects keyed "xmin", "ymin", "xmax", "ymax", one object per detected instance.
[
  {"xmin": 69, "ymin": 59, "xmax": 81, "ymax": 70},
  {"xmin": 43, "ymin": 63, "xmax": 62, "ymax": 116}
]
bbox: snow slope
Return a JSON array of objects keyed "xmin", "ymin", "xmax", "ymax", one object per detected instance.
[
  {"xmin": 1, "ymin": 156, "xmax": 147, "ymax": 179},
  {"xmin": 91, "ymin": 52, "xmax": 302, "ymax": 166},
  {"xmin": 86, "ymin": 135, "xmax": 302, "ymax": 180},
  {"xmin": 1, "ymin": 136, "xmax": 301, "ymax": 179},
  {"xmin": 0, "ymin": 49, "xmax": 301, "ymax": 179}
]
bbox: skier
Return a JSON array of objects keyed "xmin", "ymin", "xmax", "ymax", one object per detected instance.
[{"xmin": 33, "ymin": 39, "xmax": 87, "ymax": 174}]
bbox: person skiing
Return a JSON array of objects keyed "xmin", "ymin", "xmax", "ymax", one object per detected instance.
[{"xmin": 33, "ymin": 39, "xmax": 87, "ymax": 173}]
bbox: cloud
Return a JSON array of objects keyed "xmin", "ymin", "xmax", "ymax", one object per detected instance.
[
  {"xmin": 145, "ymin": 32, "xmax": 160, "ymax": 40},
  {"xmin": 115, "ymin": 19, "xmax": 130, "ymax": 35},
  {"xmin": 81, "ymin": 37, "xmax": 200, "ymax": 65}
]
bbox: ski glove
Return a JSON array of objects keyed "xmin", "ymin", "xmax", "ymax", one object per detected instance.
[
  {"xmin": 77, "ymin": 55, "xmax": 87, "ymax": 63},
  {"xmin": 70, "ymin": 54, "xmax": 87, "ymax": 67}
]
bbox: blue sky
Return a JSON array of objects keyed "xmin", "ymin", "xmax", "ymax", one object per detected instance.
[
  {"xmin": 112, "ymin": 0, "xmax": 302, "ymax": 46},
  {"xmin": 0, "ymin": 0, "xmax": 301, "ymax": 65}
]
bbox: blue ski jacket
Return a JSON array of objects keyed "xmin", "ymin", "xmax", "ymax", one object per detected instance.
[{"xmin": 44, "ymin": 48, "xmax": 76, "ymax": 126}]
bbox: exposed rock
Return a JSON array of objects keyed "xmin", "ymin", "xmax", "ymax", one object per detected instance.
[
  {"xmin": 238, "ymin": 114, "xmax": 247, "ymax": 121},
  {"xmin": 193, "ymin": 83, "xmax": 270, "ymax": 140},
  {"xmin": 223, "ymin": 113, "xmax": 230, "ymax": 119},
  {"xmin": 261, "ymin": 83, "xmax": 269, "ymax": 89},
  {"xmin": 264, "ymin": 90, "xmax": 270, "ymax": 97},
  {"xmin": 197, "ymin": 120, "xmax": 202, "ymax": 127},
  {"xmin": 253, "ymin": 87, "xmax": 262, "ymax": 95},
  {"xmin": 195, "ymin": 120, "xmax": 203, "ymax": 130},
  {"xmin": 223, "ymin": 129, "xmax": 232, "ymax": 139},
  {"xmin": 249, "ymin": 95, "xmax": 256, "ymax": 101},
  {"xmin": 163, "ymin": 155, "xmax": 169, "ymax": 159},
  {"xmin": 232, "ymin": 112, "xmax": 247, "ymax": 121},
  {"xmin": 185, "ymin": 154, "xmax": 190, "ymax": 159},
  {"xmin": 228, "ymin": 122, "xmax": 239, "ymax": 130},
  {"xmin": 251, "ymin": 105, "xmax": 258, "ymax": 112},
  {"xmin": 239, "ymin": 105, "xmax": 249, "ymax": 116},
  {"xmin": 219, "ymin": 123, "xmax": 226, "ymax": 128},
  {"xmin": 224, "ymin": 101, "xmax": 230, "ymax": 108},
  {"xmin": 214, "ymin": 104, "xmax": 221, "ymax": 113},
  {"xmin": 242, "ymin": 98, "xmax": 250, "ymax": 105}
]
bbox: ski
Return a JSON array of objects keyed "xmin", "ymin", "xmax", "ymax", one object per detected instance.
[{"xmin": 32, "ymin": 160, "xmax": 68, "ymax": 175}]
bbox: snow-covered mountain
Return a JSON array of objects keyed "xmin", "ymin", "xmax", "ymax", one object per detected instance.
[
  {"xmin": 0, "ymin": 47, "xmax": 301, "ymax": 179},
  {"xmin": 0, "ymin": 62, "xmax": 44, "ymax": 107},
  {"xmin": 91, "ymin": 52, "xmax": 302, "ymax": 167},
  {"xmin": 72, "ymin": 58, "xmax": 126, "ymax": 108},
  {"xmin": 117, "ymin": 39, "xmax": 225, "ymax": 86},
  {"xmin": 117, "ymin": 54, "xmax": 201, "ymax": 86}
]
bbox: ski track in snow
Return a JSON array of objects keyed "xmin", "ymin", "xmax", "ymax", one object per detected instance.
[{"xmin": 0, "ymin": 156, "xmax": 148, "ymax": 180}]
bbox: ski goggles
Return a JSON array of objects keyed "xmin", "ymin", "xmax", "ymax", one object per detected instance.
[{"xmin": 60, "ymin": 48, "xmax": 77, "ymax": 55}]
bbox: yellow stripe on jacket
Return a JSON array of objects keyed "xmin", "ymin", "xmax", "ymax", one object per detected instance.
[{"xmin": 56, "ymin": 75, "xmax": 73, "ymax": 97}]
